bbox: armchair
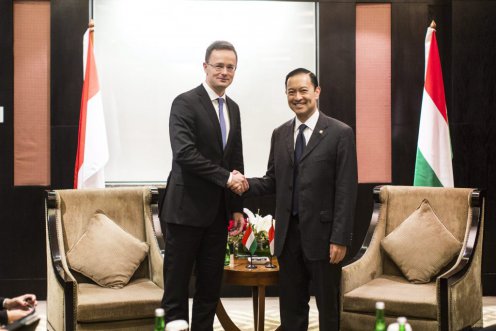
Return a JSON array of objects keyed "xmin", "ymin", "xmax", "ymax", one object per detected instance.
[
  {"xmin": 340, "ymin": 185, "xmax": 484, "ymax": 331},
  {"xmin": 45, "ymin": 187, "xmax": 165, "ymax": 331}
]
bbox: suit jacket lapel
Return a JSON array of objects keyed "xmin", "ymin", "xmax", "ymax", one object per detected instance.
[
  {"xmin": 223, "ymin": 96, "xmax": 236, "ymax": 154},
  {"xmin": 300, "ymin": 115, "xmax": 328, "ymax": 162},
  {"xmin": 197, "ymin": 85, "xmax": 223, "ymax": 149},
  {"xmin": 286, "ymin": 119, "xmax": 295, "ymax": 165}
]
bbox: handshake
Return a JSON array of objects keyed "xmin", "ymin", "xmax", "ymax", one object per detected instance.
[{"xmin": 227, "ymin": 170, "xmax": 249, "ymax": 195}]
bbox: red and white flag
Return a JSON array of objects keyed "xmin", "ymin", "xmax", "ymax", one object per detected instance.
[
  {"xmin": 268, "ymin": 222, "xmax": 275, "ymax": 256},
  {"xmin": 413, "ymin": 22, "xmax": 453, "ymax": 187},
  {"xmin": 74, "ymin": 24, "xmax": 109, "ymax": 188}
]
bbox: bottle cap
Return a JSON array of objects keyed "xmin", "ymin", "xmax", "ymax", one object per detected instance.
[
  {"xmin": 397, "ymin": 316, "xmax": 407, "ymax": 324},
  {"xmin": 166, "ymin": 319, "xmax": 189, "ymax": 331},
  {"xmin": 155, "ymin": 308, "xmax": 165, "ymax": 317},
  {"xmin": 376, "ymin": 301, "xmax": 385, "ymax": 309}
]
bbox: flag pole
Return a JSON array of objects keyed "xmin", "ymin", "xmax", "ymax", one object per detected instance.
[
  {"xmin": 88, "ymin": 19, "xmax": 94, "ymax": 44},
  {"xmin": 246, "ymin": 253, "xmax": 257, "ymax": 269},
  {"xmin": 89, "ymin": 0, "xmax": 94, "ymax": 21},
  {"xmin": 265, "ymin": 219, "xmax": 276, "ymax": 269}
]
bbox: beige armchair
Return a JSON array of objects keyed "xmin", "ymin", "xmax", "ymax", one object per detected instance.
[
  {"xmin": 341, "ymin": 185, "xmax": 484, "ymax": 331},
  {"xmin": 45, "ymin": 187, "xmax": 165, "ymax": 331}
]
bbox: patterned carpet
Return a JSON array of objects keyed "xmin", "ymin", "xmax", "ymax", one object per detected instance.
[
  {"xmin": 35, "ymin": 298, "xmax": 496, "ymax": 330},
  {"xmin": 213, "ymin": 299, "xmax": 496, "ymax": 330}
]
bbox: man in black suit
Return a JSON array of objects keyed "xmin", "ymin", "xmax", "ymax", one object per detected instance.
[
  {"xmin": 160, "ymin": 41, "xmax": 247, "ymax": 330},
  {"xmin": 239, "ymin": 68, "xmax": 357, "ymax": 330}
]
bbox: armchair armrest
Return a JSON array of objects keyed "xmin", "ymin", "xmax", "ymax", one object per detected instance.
[
  {"xmin": 438, "ymin": 189, "xmax": 484, "ymax": 331},
  {"xmin": 46, "ymin": 190, "xmax": 77, "ymax": 331},
  {"xmin": 150, "ymin": 188, "xmax": 165, "ymax": 256},
  {"xmin": 147, "ymin": 188, "xmax": 165, "ymax": 288},
  {"xmin": 342, "ymin": 186, "xmax": 384, "ymax": 294}
]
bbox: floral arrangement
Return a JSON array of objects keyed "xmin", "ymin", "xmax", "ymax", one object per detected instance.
[
  {"xmin": 228, "ymin": 208, "xmax": 275, "ymax": 257},
  {"xmin": 243, "ymin": 208, "xmax": 273, "ymax": 241}
]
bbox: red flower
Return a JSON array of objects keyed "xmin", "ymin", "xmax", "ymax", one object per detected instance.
[{"xmin": 227, "ymin": 220, "xmax": 235, "ymax": 232}]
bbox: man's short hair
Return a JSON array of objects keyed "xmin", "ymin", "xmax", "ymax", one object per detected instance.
[
  {"xmin": 205, "ymin": 41, "xmax": 238, "ymax": 63},
  {"xmin": 285, "ymin": 68, "xmax": 319, "ymax": 89}
]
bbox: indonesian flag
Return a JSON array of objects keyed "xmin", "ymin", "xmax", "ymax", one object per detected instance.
[
  {"xmin": 414, "ymin": 23, "xmax": 453, "ymax": 187},
  {"xmin": 242, "ymin": 225, "xmax": 257, "ymax": 255},
  {"xmin": 268, "ymin": 222, "xmax": 275, "ymax": 256},
  {"xmin": 74, "ymin": 25, "xmax": 109, "ymax": 188}
]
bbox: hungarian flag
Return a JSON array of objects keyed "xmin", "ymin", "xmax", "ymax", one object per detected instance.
[
  {"xmin": 414, "ymin": 22, "xmax": 453, "ymax": 187},
  {"xmin": 74, "ymin": 23, "xmax": 109, "ymax": 188},
  {"xmin": 268, "ymin": 222, "xmax": 275, "ymax": 256},
  {"xmin": 242, "ymin": 225, "xmax": 257, "ymax": 255}
]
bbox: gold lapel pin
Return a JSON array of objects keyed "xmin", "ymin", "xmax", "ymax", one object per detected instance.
[{"xmin": 319, "ymin": 130, "xmax": 323, "ymax": 134}]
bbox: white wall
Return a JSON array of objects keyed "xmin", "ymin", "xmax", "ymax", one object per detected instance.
[{"xmin": 95, "ymin": 0, "xmax": 316, "ymax": 183}]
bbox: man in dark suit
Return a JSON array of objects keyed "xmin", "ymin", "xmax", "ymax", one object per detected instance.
[
  {"xmin": 160, "ymin": 41, "xmax": 247, "ymax": 330},
  {"xmin": 240, "ymin": 68, "xmax": 357, "ymax": 330}
]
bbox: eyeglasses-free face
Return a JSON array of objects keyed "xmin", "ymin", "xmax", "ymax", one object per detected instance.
[
  {"xmin": 203, "ymin": 49, "xmax": 237, "ymax": 95},
  {"xmin": 286, "ymin": 73, "xmax": 321, "ymax": 122}
]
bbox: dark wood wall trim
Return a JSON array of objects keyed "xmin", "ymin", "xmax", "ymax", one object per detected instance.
[
  {"xmin": 451, "ymin": 0, "xmax": 496, "ymax": 295},
  {"xmin": 50, "ymin": 0, "xmax": 88, "ymax": 189},
  {"xmin": 318, "ymin": 2, "xmax": 356, "ymax": 127},
  {"xmin": 0, "ymin": 1, "xmax": 47, "ymax": 298},
  {"xmin": 0, "ymin": 0, "xmax": 13, "ymax": 188}
]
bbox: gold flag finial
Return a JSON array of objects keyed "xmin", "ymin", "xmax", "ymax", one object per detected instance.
[{"xmin": 430, "ymin": 20, "xmax": 436, "ymax": 29}]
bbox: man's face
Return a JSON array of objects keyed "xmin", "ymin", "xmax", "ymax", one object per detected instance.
[
  {"xmin": 203, "ymin": 49, "xmax": 237, "ymax": 95},
  {"xmin": 286, "ymin": 73, "xmax": 320, "ymax": 122}
]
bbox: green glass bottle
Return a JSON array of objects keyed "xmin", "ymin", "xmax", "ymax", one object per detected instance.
[
  {"xmin": 154, "ymin": 308, "xmax": 165, "ymax": 331},
  {"xmin": 374, "ymin": 302, "xmax": 386, "ymax": 331},
  {"xmin": 224, "ymin": 242, "xmax": 230, "ymax": 266},
  {"xmin": 397, "ymin": 317, "xmax": 407, "ymax": 331}
]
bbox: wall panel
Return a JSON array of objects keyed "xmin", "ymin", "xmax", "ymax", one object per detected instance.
[
  {"xmin": 356, "ymin": 4, "xmax": 391, "ymax": 183},
  {"xmin": 13, "ymin": 1, "xmax": 50, "ymax": 186}
]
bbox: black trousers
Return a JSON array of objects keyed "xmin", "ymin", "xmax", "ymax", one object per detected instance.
[
  {"xmin": 161, "ymin": 200, "xmax": 228, "ymax": 331},
  {"xmin": 278, "ymin": 216, "xmax": 342, "ymax": 331}
]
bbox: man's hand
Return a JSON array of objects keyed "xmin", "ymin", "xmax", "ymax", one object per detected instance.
[
  {"xmin": 3, "ymin": 294, "xmax": 37, "ymax": 310},
  {"xmin": 227, "ymin": 170, "xmax": 249, "ymax": 195},
  {"xmin": 329, "ymin": 244, "xmax": 347, "ymax": 264},
  {"xmin": 229, "ymin": 212, "xmax": 246, "ymax": 236},
  {"xmin": 7, "ymin": 308, "xmax": 33, "ymax": 324}
]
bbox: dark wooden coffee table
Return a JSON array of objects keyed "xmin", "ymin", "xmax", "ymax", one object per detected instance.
[{"xmin": 216, "ymin": 258, "xmax": 281, "ymax": 331}]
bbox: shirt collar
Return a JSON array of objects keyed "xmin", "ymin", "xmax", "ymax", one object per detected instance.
[
  {"xmin": 203, "ymin": 82, "xmax": 226, "ymax": 102},
  {"xmin": 295, "ymin": 109, "xmax": 319, "ymax": 133}
]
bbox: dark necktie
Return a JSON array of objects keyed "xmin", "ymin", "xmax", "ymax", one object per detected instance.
[
  {"xmin": 292, "ymin": 124, "xmax": 307, "ymax": 216},
  {"xmin": 218, "ymin": 98, "xmax": 227, "ymax": 149}
]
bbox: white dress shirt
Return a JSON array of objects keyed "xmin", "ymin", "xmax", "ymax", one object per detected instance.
[
  {"xmin": 202, "ymin": 82, "xmax": 231, "ymax": 138},
  {"xmin": 294, "ymin": 109, "xmax": 320, "ymax": 147}
]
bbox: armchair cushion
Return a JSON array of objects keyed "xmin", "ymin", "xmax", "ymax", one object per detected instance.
[
  {"xmin": 66, "ymin": 212, "xmax": 149, "ymax": 289},
  {"xmin": 381, "ymin": 199, "xmax": 462, "ymax": 283},
  {"xmin": 77, "ymin": 278, "xmax": 162, "ymax": 322},
  {"xmin": 343, "ymin": 275, "xmax": 437, "ymax": 319}
]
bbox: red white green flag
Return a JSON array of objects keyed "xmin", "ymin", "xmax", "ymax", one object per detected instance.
[
  {"xmin": 268, "ymin": 222, "xmax": 275, "ymax": 256},
  {"xmin": 414, "ymin": 23, "xmax": 453, "ymax": 187},
  {"xmin": 242, "ymin": 225, "xmax": 257, "ymax": 255}
]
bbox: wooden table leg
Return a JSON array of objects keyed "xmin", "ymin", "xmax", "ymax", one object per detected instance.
[
  {"xmin": 252, "ymin": 286, "xmax": 259, "ymax": 331},
  {"xmin": 216, "ymin": 301, "xmax": 240, "ymax": 331},
  {"xmin": 257, "ymin": 285, "xmax": 266, "ymax": 331}
]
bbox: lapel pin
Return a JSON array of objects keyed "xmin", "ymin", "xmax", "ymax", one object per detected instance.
[{"xmin": 319, "ymin": 130, "xmax": 323, "ymax": 134}]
